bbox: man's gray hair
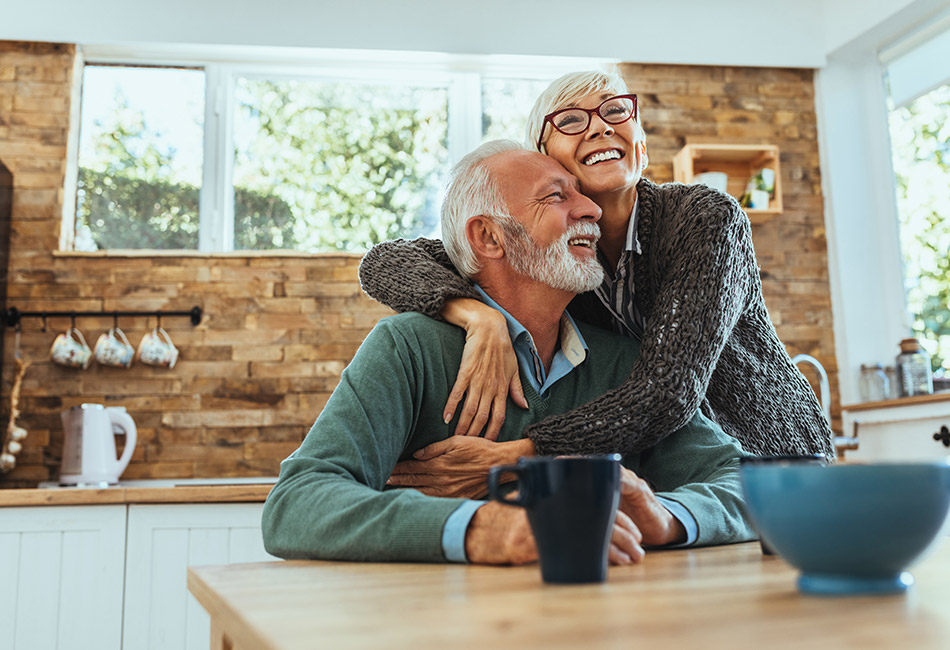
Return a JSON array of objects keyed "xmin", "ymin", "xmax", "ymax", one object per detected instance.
[
  {"xmin": 441, "ymin": 139, "xmax": 526, "ymax": 279},
  {"xmin": 526, "ymin": 69, "xmax": 642, "ymax": 154}
]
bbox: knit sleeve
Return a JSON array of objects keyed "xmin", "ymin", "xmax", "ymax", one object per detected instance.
[
  {"xmin": 526, "ymin": 192, "xmax": 757, "ymax": 457},
  {"xmin": 358, "ymin": 237, "xmax": 481, "ymax": 318}
]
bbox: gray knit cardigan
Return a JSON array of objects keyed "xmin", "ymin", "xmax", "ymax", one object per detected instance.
[{"xmin": 358, "ymin": 178, "xmax": 834, "ymax": 459}]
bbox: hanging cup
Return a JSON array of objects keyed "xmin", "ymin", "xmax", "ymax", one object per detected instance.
[
  {"xmin": 50, "ymin": 327, "xmax": 92, "ymax": 369},
  {"xmin": 137, "ymin": 327, "xmax": 179, "ymax": 369},
  {"xmin": 94, "ymin": 326, "xmax": 135, "ymax": 368}
]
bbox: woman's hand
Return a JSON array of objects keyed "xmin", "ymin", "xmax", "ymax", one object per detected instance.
[
  {"xmin": 387, "ymin": 437, "xmax": 536, "ymax": 499},
  {"xmin": 441, "ymin": 298, "xmax": 528, "ymax": 440}
]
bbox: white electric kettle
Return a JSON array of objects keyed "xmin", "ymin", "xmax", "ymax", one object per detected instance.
[{"xmin": 59, "ymin": 404, "xmax": 137, "ymax": 485}]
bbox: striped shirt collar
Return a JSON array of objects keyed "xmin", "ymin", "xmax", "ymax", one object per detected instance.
[
  {"xmin": 593, "ymin": 195, "xmax": 645, "ymax": 338},
  {"xmin": 625, "ymin": 193, "xmax": 642, "ymax": 255}
]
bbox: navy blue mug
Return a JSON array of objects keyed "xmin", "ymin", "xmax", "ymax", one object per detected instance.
[{"xmin": 487, "ymin": 454, "xmax": 621, "ymax": 584}]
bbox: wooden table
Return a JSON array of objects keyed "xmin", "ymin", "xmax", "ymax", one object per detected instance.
[{"xmin": 188, "ymin": 541, "xmax": 950, "ymax": 649}]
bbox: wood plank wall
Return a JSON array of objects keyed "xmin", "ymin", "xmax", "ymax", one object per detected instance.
[{"xmin": 0, "ymin": 43, "xmax": 837, "ymax": 488}]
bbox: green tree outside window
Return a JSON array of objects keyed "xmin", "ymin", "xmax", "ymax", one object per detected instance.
[{"xmin": 889, "ymin": 84, "xmax": 950, "ymax": 374}]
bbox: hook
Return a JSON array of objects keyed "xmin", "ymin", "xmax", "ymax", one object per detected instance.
[
  {"xmin": 41, "ymin": 312, "xmax": 47, "ymax": 333},
  {"xmin": 113, "ymin": 311, "xmax": 119, "ymax": 330},
  {"xmin": 156, "ymin": 312, "xmax": 162, "ymax": 329},
  {"xmin": 70, "ymin": 312, "xmax": 76, "ymax": 330}
]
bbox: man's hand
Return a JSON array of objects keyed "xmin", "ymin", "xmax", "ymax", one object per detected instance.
[
  {"xmin": 465, "ymin": 503, "xmax": 646, "ymax": 566},
  {"xmin": 387, "ymin": 437, "xmax": 535, "ymax": 499},
  {"xmin": 610, "ymin": 510, "xmax": 645, "ymax": 564},
  {"xmin": 619, "ymin": 467, "xmax": 687, "ymax": 546}
]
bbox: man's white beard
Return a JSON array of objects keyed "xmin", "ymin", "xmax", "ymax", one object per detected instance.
[{"xmin": 500, "ymin": 220, "xmax": 604, "ymax": 294}]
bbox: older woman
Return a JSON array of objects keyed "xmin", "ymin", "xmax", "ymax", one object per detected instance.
[{"xmin": 359, "ymin": 70, "xmax": 832, "ymax": 492}]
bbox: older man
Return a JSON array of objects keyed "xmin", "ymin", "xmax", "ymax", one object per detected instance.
[{"xmin": 262, "ymin": 140, "xmax": 754, "ymax": 565}]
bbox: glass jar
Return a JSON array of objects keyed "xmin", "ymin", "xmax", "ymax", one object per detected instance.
[
  {"xmin": 859, "ymin": 363, "xmax": 889, "ymax": 402},
  {"xmin": 884, "ymin": 365, "xmax": 900, "ymax": 399},
  {"xmin": 896, "ymin": 338, "xmax": 934, "ymax": 397}
]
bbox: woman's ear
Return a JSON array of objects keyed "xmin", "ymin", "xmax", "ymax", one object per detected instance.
[
  {"xmin": 466, "ymin": 216, "xmax": 505, "ymax": 260},
  {"xmin": 638, "ymin": 140, "xmax": 649, "ymax": 172}
]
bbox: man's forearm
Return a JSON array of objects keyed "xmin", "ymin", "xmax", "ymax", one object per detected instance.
[
  {"xmin": 655, "ymin": 497, "xmax": 695, "ymax": 546},
  {"xmin": 652, "ymin": 503, "xmax": 688, "ymax": 546}
]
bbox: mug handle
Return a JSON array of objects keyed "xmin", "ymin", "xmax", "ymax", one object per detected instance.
[
  {"xmin": 487, "ymin": 464, "xmax": 529, "ymax": 507},
  {"xmin": 112, "ymin": 327, "xmax": 132, "ymax": 348},
  {"xmin": 70, "ymin": 327, "xmax": 89, "ymax": 348},
  {"xmin": 155, "ymin": 327, "xmax": 176, "ymax": 348}
]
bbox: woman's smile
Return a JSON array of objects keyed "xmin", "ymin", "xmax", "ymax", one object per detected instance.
[{"xmin": 582, "ymin": 148, "xmax": 624, "ymax": 166}]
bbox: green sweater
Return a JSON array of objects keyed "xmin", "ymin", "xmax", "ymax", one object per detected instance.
[{"xmin": 262, "ymin": 313, "xmax": 755, "ymax": 562}]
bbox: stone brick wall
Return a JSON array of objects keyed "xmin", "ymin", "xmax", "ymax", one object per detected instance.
[
  {"xmin": 0, "ymin": 43, "xmax": 837, "ymax": 488},
  {"xmin": 0, "ymin": 42, "xmax": 393, "ymax": 487}
]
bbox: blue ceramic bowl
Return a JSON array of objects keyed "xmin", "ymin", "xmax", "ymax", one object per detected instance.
[{"xmin": 740, "ymin": 461, "xmax": 950, "ymax": 595}]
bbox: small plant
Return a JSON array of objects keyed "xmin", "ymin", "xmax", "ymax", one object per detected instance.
[{"xmin": 739, "ymin": 168, "xmax": 775, "ymax": 208}]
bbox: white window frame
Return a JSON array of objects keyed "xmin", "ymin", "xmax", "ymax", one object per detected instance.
[
  {"xmin": 817, "ymin": 5, "xmax": 950, "ymax": 405},
  {"xmin": 73, "ymin": 44, "xmax": 611, "ymax": 253}
]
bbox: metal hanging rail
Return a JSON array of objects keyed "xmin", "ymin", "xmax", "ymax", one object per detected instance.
[{"xmin": 1, "ymin": 306, "xmax": 203, "ymax": 328}]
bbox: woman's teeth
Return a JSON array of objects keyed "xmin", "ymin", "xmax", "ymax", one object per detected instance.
[{"xmin": 584, "ymin": 150, "xmax": 622, "ymax": 166}]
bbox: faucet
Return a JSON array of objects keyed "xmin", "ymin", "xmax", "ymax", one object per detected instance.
[
  {"xmin": 792, "ymin": 354, "xmax": 857, "ymax": 458},
  {"xmin": 791, "ymin": 354, "xmax": 831, "ymax": 424}
]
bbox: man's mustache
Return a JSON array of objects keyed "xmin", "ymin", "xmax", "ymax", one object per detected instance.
[{"xmin": 560, "ymin": 222, "xmax": 601, "ymax": 248}]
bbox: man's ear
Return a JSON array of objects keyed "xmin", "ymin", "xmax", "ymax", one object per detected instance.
[{"xmin": 466, "ymin": 216, "xmax": 505, "ymax": 260}]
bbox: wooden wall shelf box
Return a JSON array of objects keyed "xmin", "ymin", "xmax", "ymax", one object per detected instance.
[{"xmin": 672, "ymin": 144, "xmax": 783, "ymax": 223}]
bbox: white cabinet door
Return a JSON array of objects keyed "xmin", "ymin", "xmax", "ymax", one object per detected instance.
[
  {"xmin": 0, "ymin": 505, "xmax": 126, "ymax": 650},
  {"xmin": 843, "ymin": 401, "xmax": 950, "ymax": 462},
  {"xmin": 122, "ymin": 503, "xmax": 275, "ymax": 650}
]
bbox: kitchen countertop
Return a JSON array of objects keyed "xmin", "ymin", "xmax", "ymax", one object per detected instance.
[
  {"xmin": 842, "ymin": 390, "xmax": 950, "ymax": 412},
  {"xmin": 0, "ymin": 477, "xmax": 277, "ymax": 507}
]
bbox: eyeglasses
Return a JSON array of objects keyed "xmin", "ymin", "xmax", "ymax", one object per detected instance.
[{"xmin": 537, "ymin": 94, "xmax": 638, "ymax": 152}]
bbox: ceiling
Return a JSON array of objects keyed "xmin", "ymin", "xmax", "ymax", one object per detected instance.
[{"xmin": 1, "ymin": 0, "xmax": 934, "ymax": 68}]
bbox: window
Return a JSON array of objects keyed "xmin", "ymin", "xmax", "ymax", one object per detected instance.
[
  {"xmin": 71, "ymin": 50, "xmax": 595, "ymax": 254},
  {"xmin": 481, "ymin": 77, "xmax": 553, "ymax": 142},
  {"xmin": 76, "ymin": 65, "xmax": 205, "ymax": 251},
  {"xmin": 883, "ymin": 19, "xmax": 950, "ymax": 375},
  {"xmin": 886, "ymin": 84, "xmax": 950, "ymax": 374},
  {"xmin": 232, "ymin": 77, "xmax": 449, "ymax": 252}
]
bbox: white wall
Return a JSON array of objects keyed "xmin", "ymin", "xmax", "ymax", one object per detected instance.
[
  {"xmin": 822, "ymin": 0, "xmax": 919, "ymax": 54},
  {"xmin": 4, "ymin": 0, "xmax": 832, "ymax": 67},
  {"xmin": 816, "ymin": 55, "xmax": 908, "ymax": 404},
  {"xmin": 2, "ymin": 1, "xmax": 933, "ymax": 67}
]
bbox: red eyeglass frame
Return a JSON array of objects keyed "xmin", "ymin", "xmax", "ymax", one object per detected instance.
[{"xmin": 537, "ymin": 94, "xmax": 638, "ymax": 152}]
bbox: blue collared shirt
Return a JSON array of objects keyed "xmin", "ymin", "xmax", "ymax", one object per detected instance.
[
  {"xmin": 473, "ymin": 285, "xmax": 590, "ymax": 397},
  {"xmin": 441, "ymin": 282, "xmax": 697, "ymax": 561}
]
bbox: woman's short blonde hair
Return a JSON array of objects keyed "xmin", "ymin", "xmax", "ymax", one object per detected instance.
[{"xmin": 526, "ymin": 69, "xmax": 642, "ymax": 153}]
